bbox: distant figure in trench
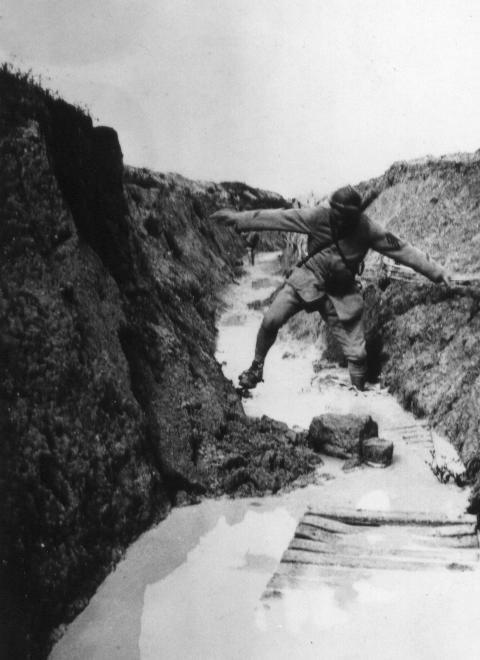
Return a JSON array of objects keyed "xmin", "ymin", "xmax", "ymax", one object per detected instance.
[
  {"xmin": 211, "ymin": 186, "xmax": 451, "ymax": 391},
  {"xmin": 244, "ymin": 231, "xmax": 260, "ymax": 265}
]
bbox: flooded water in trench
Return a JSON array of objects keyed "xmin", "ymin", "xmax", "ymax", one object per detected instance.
[{"xmin": 50, "ymin": 252, "xmax": 478, "ymax": 660}]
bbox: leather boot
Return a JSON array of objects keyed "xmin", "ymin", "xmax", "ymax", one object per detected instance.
[
  {"xmin": 348, "ymin": 360, "xmax": 367, "ymax": 391},
  {"xmin": 238, "ymin": 360, "xmax": 264, "ymax": 389}
]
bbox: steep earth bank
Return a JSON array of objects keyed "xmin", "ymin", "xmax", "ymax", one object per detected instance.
[
  {"xmin": 369, "ymin": 279, "xmax": 480, "ymax": 492},
  {"xmin": 0, "ymin": 68, "xmax": 318, "ymax": 659}
]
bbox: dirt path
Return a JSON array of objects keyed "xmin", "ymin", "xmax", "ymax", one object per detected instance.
[{"xmin": 50, "ymin": 253, "xmax": 476, "ymax": 660}]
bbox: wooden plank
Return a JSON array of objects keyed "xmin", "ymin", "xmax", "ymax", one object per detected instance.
[
  {"xmin": 288, "ymin": 537, "xmax": 479, "ymax": 564},
  {"xmin": 416, "ymin": 524, "xmax": 477, "ymax": 538},
  {"xmin": 281, "ymin": 548, "xmax": 476, "ymax": 572},
  {"xmin": 296, "ymin": 523, "xmax": 477, "ymax": 547},
  {"xmin": 274, "ymin": 561, "xmax": 370, "ymax": 583},
  {"xmin": 295, "ymin": 523, "xmax": 478, "ymax": 550},
  {"xmin": 451, "ymin": 274, "xmax": 480, "ymax": 285},
  {"xmin": 290, "ymin": 535, "xmax": 479, "ymax": 558},
  {"xmin": 301, "ymin": 513, "xmax": 361, "ymax": 533},
  {"xmin": 401, "ymin": 531, "xmax": 478, "ymax": 549},
  {"xmin": 307, "ymin": 506, "xmax": 477, "ymax": 527},
  {"xmin": 296, "ymin": 524, "xmax": 401, "ymax": 549},
  {"xmin": 383, "ymin": 422, "xmax": 430, "ymax": 430},
  {"xmin": 295, "ymin": 522, "xmax": 339, "ymax": 543}
]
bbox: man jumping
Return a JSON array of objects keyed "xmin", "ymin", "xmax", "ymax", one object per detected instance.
[{"xmin": 211, "ymin": 185, "xmax": 451, "ymax": 391}]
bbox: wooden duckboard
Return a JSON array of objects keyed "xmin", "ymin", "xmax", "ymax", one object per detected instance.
[{"xmin": 262, "ymin": 508, "xmax": 479, "ymax": 600}]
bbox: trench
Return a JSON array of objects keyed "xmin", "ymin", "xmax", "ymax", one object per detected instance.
[{"xmin": 50, "ymin": 252, "xmax": 477, "ymax": 660}]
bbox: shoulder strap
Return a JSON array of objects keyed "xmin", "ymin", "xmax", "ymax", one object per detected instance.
[
  {"xmin": 329, "ymin": 213, "xmax": 357, "ymax": 277},
  {"xmin": 295, "ymin": 194, "xmax": 378, "ymax": 270},
  {"xmin": 295, "ymin": 236, "xmax": 334, "ymax": 268},
  {"xmin": 295, "ymin": 213, "xmax": 352, "ymax": 270}
]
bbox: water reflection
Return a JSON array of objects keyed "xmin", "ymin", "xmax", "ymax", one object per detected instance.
[{"xmin": 140, "ymin": 508, "xmax": 296, "ymax": 659}]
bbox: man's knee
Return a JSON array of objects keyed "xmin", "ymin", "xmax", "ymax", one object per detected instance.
[
  {"xmin": 261, "ymin": 309, "xmax": 283, "ymax": 334},
  {"xmin": 261, "ymin": 286, "xmax": 300, "ymax": 332}
]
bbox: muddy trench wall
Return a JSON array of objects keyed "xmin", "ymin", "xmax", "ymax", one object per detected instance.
[
  {"xmin": 0, "ymin": 69, "xmax": 321, "ymax": 659},
  {"xmin": 369, "ymin": 281, "xmax": 480, "ymax": 492}
]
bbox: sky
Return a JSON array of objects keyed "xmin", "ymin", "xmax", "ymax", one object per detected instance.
[{"xmin": 1, "ymin": 0, "xmax": 480, "ymax": 198}]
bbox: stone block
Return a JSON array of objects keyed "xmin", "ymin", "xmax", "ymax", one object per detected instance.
[
  {"xmin": 308, "ymin": 414, "xmax": 378, "ymax": 458},
  {"xmin": 362, "ymin": 437, "xmax": 394, "ymax": 467}
]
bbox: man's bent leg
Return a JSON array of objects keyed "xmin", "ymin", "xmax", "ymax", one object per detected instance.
[
  {"xmin": 240, "ymin": 285, "xmax": 303, "ymax": 389},
  {"xmin": 320, "ymin": 299, "xmax": 367, "ymax": 390},
  {"xmin": 254, "ymin": 284, "xmax": 303, "ymax": 362}
]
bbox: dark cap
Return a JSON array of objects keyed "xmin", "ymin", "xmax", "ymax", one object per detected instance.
[{"xmin": 329, "ymin": 185, "xmax": 363, "ymax": 215}]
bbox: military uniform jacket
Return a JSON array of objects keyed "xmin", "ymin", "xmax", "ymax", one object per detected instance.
[{"xmin": 235, "ymin": 205, "xmax": 445, "ymax": 322}]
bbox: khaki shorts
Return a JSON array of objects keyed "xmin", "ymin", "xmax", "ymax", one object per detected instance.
[{"xmin": 264, "ymin": 284, "xmax": 366, "ymax": 364}]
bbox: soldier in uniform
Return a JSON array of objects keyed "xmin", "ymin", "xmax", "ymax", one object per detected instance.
[
  {"xmin": 211, "ymin": 185, "xmax": 451, "ymax": 391},
  {"xmin": 244, "ymin": 231, "xmax": 260, "ymax": 265}
]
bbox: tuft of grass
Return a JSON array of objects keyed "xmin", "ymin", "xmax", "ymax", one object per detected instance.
[{"xmin": 0, "ymin": 62, "xmax": 92, "ymax": 130}]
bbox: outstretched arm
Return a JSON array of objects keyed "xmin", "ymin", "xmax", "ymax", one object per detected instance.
[
  {"xmin": 368, "ymin": 218, "xmax": 451, "ymax": 286},
  {"xmin": 210, "ymin": 206, "xmax": 320, "ymax": 234}
]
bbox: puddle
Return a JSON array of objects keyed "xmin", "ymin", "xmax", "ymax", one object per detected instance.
[
  {"xmin": 50, "ymin": 252, "xmax": 474, "ymax": 660},
  {"xmin": 140, "ymin": 507, "xmax": 296, "ymax": 660}
]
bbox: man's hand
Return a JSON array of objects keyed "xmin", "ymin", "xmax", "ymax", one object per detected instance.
[
  {"xmin": 209, "ymin": 208, "xmax": 239, "ymax": 229},
  {"xmin": 438, "ymin": 271, "xmax": 453, "ymax": 289}
]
